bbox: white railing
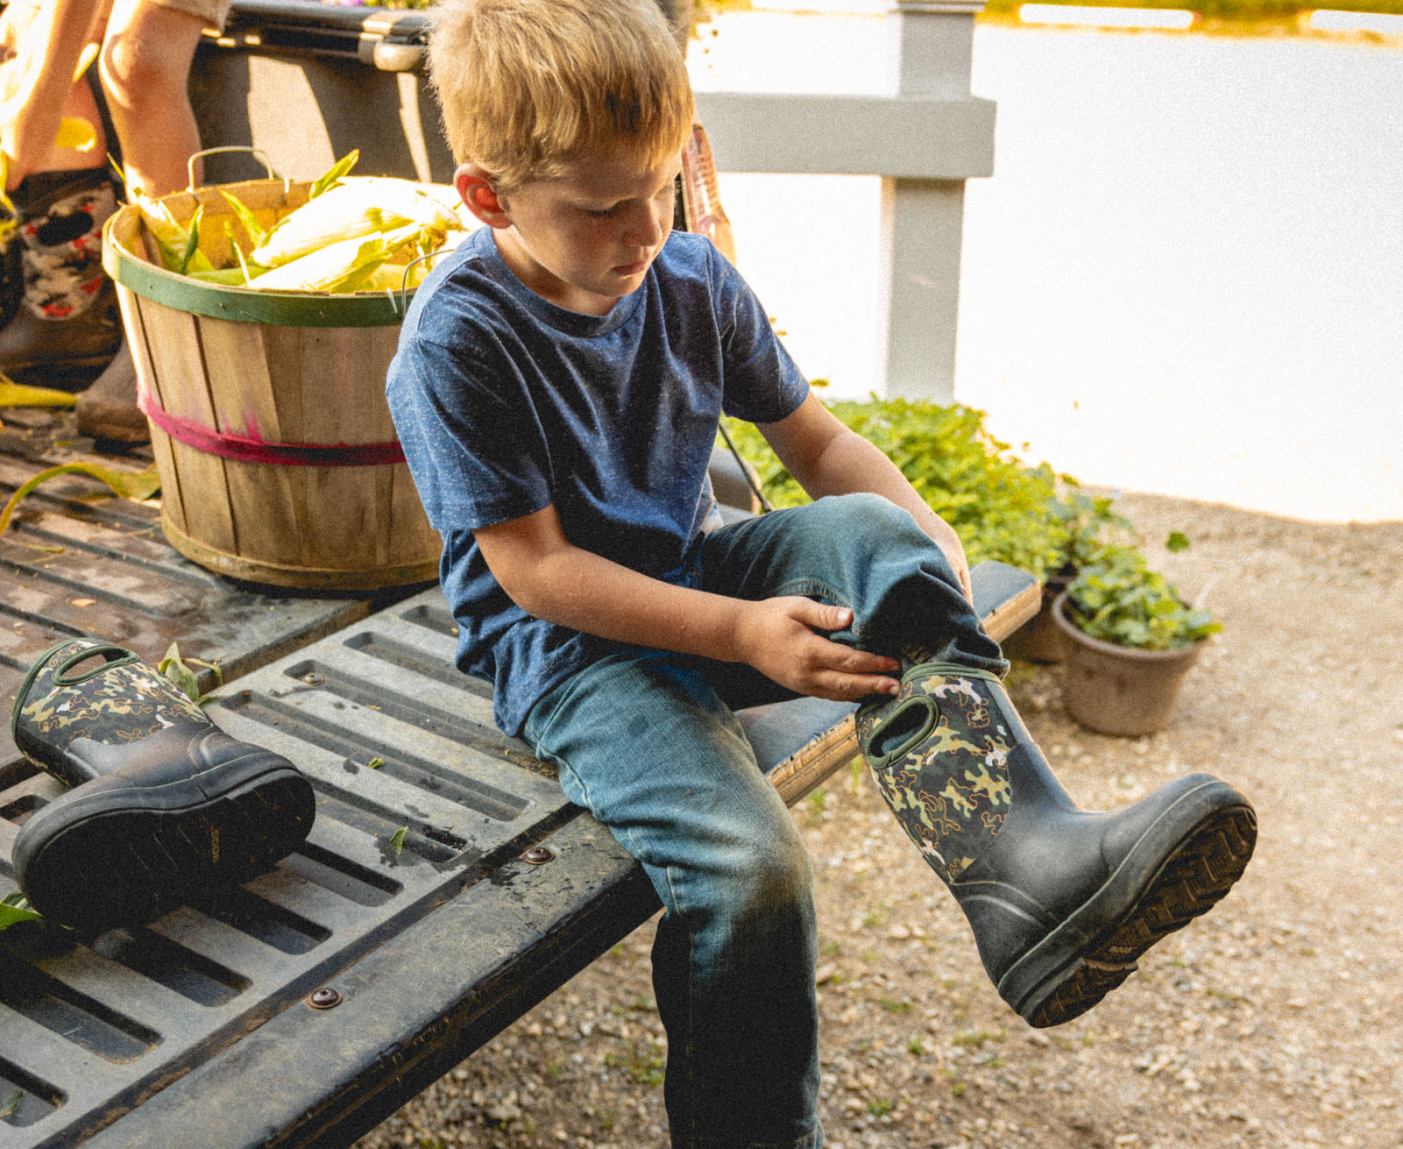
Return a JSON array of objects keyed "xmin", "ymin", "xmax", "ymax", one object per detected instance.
[{"xmin": 693, "ymin": 0, "xmax": 994, "ymax": 402}]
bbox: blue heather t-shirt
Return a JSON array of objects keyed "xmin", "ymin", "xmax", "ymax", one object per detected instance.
[{"xmin": 386, "ymin": 227, "xmax": 808, "ymax": 735}]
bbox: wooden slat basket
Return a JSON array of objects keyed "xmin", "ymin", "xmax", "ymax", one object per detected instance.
[{"xmin": 101, "ymin": 179, "xmax": 440, "ymax": 590}]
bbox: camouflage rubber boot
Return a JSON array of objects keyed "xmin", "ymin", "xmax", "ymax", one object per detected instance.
[
  {"xmin": 10, "ymin": 639, "xmax": 315, "ymax": 934},
  {"xmin": 0, "ymin": 169, "xmax": 121, "ymax": 388},
  {"xmin": 857, "ymin": 661, "xmax": 1257, "ymax": 1028}
]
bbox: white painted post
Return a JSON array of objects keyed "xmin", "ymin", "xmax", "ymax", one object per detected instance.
[
  {"xmin": 876, "ymin": 0, "xmax": 987, "ymax": 403},
  {"xmin": 691, "ymin": 1, "xmax": 992, "ymax": 404}
]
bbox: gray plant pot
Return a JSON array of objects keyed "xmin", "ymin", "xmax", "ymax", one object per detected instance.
[{"xmin": 1051, "ymin": 591, "xmax": 1204, "ymax": 737}]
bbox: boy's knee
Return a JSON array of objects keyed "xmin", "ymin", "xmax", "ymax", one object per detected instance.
[
  {"xmin": 807, "ymin": 493, "xmax": 927, "ymax": 556},
  {"xmin": 730, "ymin": 820, "xmax": 814, "ymax": 917}
]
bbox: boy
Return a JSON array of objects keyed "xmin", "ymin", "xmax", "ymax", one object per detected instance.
[{"xmin": 388, "ymin": 2, "xmax": 1255, "ymax": 1145}]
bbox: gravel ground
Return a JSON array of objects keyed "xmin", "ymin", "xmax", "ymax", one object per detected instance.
[{"xmin": 353, "ymin": 491, "xmax": 1403, "ymax": 1149}]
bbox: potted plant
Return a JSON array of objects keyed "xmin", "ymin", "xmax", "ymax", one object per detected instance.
[
  {"xmin": 1051, "ymin": 541, "xmax": 1221, "ymax": 736},
  {"xmin": 1003, "ymin": 484, "xmax": 1137, "ymax": 663}
]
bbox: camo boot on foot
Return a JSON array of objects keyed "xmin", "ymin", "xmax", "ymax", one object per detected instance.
[
  {"xmin": 857, "ymin": 661, "xmax": 1256, "ymax": 1027},
  {"xmin": 0, "ymin": 169, "xmax": 121, "ymax": 388},
  {"xmin": 11, "ymin": 639, "xmax": 315, "ymax": 933}
]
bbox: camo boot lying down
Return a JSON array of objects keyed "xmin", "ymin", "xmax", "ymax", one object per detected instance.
[
  {"xmin": 857, "ymin": 661, "xmax": 1257, "ymax": 1028},
  {"xmin": 11, "ymin": 639, "xmax": 315, "ymax": 934}
]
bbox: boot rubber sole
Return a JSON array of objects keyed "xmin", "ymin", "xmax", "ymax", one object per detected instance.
[
  {"xmin": 15, "ymin": 756, "xmax": 315, "ymax": 935},
  {"xmin": 994, "ymin": 777, "xmax": 1257, "ymax": 1028}
]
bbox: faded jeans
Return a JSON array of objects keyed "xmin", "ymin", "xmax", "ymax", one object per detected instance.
[{"xmin": 522, "ymin": 494, "xmax": 1007, "ymax": 1149}]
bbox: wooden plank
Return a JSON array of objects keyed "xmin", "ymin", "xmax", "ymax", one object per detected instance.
[
  {"xmin": 199, "ymin": 318, "xmax": 308, "ymax": 569},
  {"xmin": 145, "ymin": 305, "xmax": 239, "ymax": 557}
]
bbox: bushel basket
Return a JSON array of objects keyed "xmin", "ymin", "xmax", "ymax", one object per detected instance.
[{"xmin": 101, "ymin": 178, "xmax": 440, "ymax": 590}]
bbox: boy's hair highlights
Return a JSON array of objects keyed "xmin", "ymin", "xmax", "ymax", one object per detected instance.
[{"xmin": 428, "ymin": 0, "xmax": 695, "ymax": 191}]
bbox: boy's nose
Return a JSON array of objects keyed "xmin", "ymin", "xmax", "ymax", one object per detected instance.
[{"xmin": 623, "ymin": 202, "xmax": 665, "ymax": 247}]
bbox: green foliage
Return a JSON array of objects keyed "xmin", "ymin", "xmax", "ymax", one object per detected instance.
[
  {"xmin": 1063, "ymin": 544, "xmax": 1221, "ymax": 650},
  {"xmin": 159, "ymin": 642, "xmax": 222, "ymax": 706},
  {"xmin": 1048, "ymin": 485, "xmax": 1138, "ymax": 573},
  {"xmin": 720, "ymin": 398, "xmax": 1072, "ymax": 581},
  {"xmin": 1, "ymin": 891, "xmax": 43, "ymax": 933}
]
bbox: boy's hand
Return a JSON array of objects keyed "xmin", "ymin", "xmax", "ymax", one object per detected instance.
[{"xmin": 734, "ymin": 598, "xmax": 901, "ymax": 702}]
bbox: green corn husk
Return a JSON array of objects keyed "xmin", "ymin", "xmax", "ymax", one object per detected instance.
[
  {"xmin": 250, "ymin": 223, "xmax": 430, "ymax": 293},
  {"xmin": 251, "ymin": 177, "xmax": 461, "ymax": 269}
]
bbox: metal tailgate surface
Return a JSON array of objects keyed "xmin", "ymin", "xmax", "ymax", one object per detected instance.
[{"xmin": 0, "ymin": 584, "xmax": 577, "ymax": 1148}]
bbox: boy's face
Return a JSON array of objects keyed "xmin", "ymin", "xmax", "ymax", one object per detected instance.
[{"xmin": 461, "ymin": 149, "xmax": 683, "ymax": 317}]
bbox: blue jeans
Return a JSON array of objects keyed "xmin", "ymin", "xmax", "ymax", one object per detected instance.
[{"xmin": 522, "ymin": 494, "xmax": 1006, "ymax": 1149}]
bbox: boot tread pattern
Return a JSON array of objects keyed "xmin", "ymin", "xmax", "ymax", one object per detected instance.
[
  {"xmin": 21, "ymin": 769, "xmax": 314, "ymax": 933},
  {"xmin": 1028, "ymin": 804, "xmax": 1257, "ymax": 1028}
]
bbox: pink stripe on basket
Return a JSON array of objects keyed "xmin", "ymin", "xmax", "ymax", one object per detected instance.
[{"xmin": 137, "ymin": 384, "xmax": 406, "ymax": 467}]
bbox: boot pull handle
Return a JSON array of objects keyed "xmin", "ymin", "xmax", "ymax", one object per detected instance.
[
  {"xmin": 52, "ymin": 644, "xmax": 141, "ymax": 686},
  {"xmin": 863, "ymin": 695, "xmax": 939, "ymax": 772}
]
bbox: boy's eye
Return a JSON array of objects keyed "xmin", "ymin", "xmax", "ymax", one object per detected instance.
[{"xmin": 585, "ymin": 205, "xmax": 620, "ymax": 219}]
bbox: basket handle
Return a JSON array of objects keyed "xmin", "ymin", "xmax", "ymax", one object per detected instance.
[
  {"xmin": 390, "ymin": 250, "xmax": 449, "ymax": 314},
  {"xmin": 186, "ymin": 146, "xmax": 279, "ymax": 191}
]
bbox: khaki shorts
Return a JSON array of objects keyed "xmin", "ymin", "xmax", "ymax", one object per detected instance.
[
  {"xmin": 4, "ymin": 0, "xmax": 232, "ymax": 39},
  {"xmin": 137, "ymin": 0, "xmax": 234, "ymax": 33}
]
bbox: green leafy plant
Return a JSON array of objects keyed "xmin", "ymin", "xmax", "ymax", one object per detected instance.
[
  {"xmin": 1047, "ymin": 484, "xmax": 1138, "ymax": 573},
  {"xmin": 1062, "ymin": 543, "xmax": 1221, "ymax": 650},
  {"xmin": 720, "ymin": 397, "xmax": 1071, "ymax": 580}
]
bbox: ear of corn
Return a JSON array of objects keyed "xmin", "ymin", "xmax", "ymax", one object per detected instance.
[
  {"xmin": 129, "ymin": 145, "xmax": 468, "ymax": 296},
  {"xmin": 249, "ymin": 222, "xmax": 428, "ymax": 293},
  {"xmin": 251, "ymin": 176, "xmax": 463, "ymax": 269}
]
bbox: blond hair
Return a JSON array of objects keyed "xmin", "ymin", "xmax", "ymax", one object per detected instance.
[{"xmin": 428, "ymin": 0, "xmax": 695, "ymax": 191}]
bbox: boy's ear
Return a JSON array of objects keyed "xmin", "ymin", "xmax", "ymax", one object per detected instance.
[{"xmin": 455, "ymin": 163, "xmax": 511, "ymax": 229}]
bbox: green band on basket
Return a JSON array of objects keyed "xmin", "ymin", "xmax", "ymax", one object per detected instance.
[{"xmin": 102, "ymin": 238, "xmax": 410, "ymax": 328}]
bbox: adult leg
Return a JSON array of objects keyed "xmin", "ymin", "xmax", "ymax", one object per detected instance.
[
  {"xmin": 525, "ymin": 650, "xmax": 822, "ymax": 1149},
  {"xmin": 0, "ymin": 0, "xmax": 118, "ymax": 382},
  {"xmin": 98, "ymin": 0, "xmax": 207, "ymax": 197},
  {"xmin": 73, "ymin": 0, "xmax": 222, "ymax": 439},
  {"xmin": 698, "ymin": 493, "xmax": 1256, "ymax": 1028}
]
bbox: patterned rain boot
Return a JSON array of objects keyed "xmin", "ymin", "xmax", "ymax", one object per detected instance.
[
  {"xmin": 10, "ymin": 639, "xmax": 316, "ymax": 934},
  {"xmin": 857, "ymin": 661, "xmax": 1256, "ymax": 1028},
  {"xmin": 0, "ymin": 169, "xmax": 121, "ymax": 388}
]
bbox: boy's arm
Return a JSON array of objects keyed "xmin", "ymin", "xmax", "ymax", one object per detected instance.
[
  {"xmin": 473, "ymin": 503, "xmax": 902, "ymax": 702},
  {"xmin": 756, "ymin": 393, "xmax": 974, "ymax": 602}
]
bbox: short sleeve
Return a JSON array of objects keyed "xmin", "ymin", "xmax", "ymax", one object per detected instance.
[
  {"xmin": 386, "ymin": 323, "xmax": 552, "ymax": 533},
  {"xmin": 709, "ymin": 248, "xmax": 809, "ymax": 425}
]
